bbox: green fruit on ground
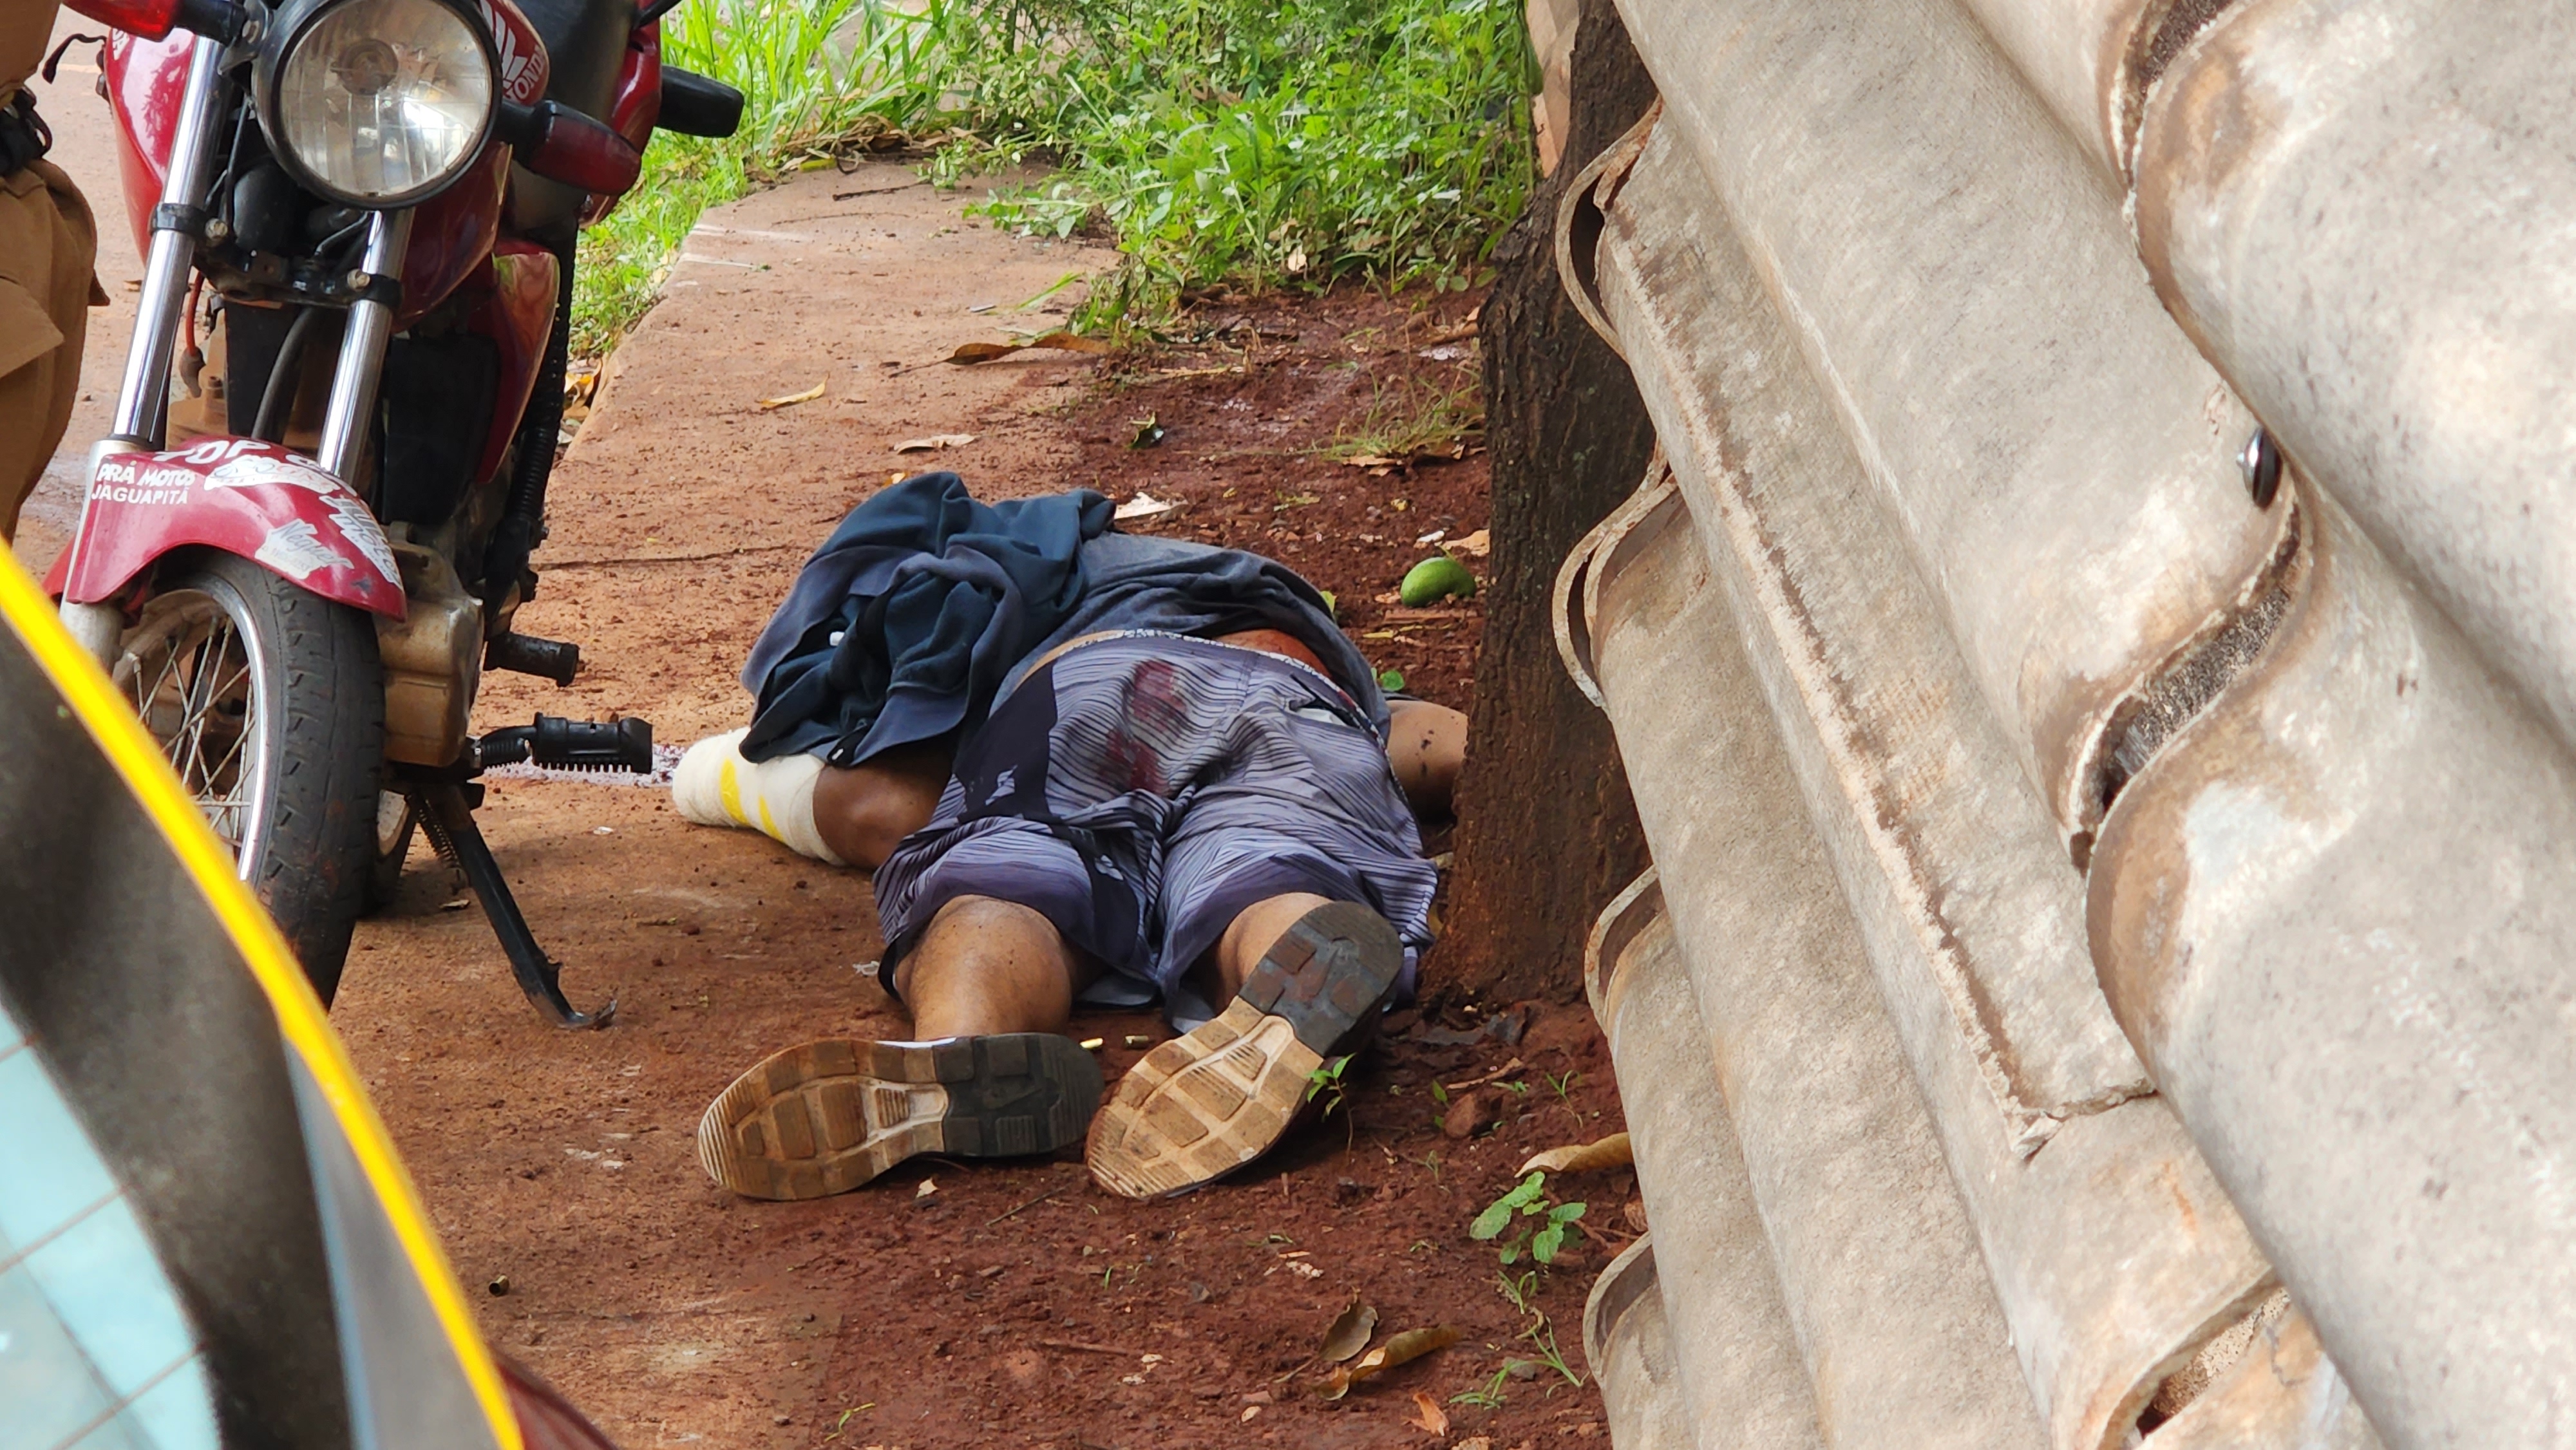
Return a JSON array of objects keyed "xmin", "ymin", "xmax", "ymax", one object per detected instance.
[{"xmin": 1400, "ymin": 556, "xmax": 1477, "ymax": 607}]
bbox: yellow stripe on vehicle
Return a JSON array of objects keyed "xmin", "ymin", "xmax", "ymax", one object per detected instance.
[{"xmin": 0, "ymin": 551, "xmax": 526, "ymax": 1450}]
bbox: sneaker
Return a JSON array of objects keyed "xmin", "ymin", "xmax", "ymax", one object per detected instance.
[
  {"xmin": 1088, "ymin": 901, "xmax": 1402, "ymax": 1199},
  {"xmin": 697, "ymin": 1033, "xmax": 1102, "ymax": 1200}
]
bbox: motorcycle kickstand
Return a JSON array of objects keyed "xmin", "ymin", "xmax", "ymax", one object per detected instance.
[{"xmin": 410, "ymin": 782, "xmax": 616, "ymax": 1029}]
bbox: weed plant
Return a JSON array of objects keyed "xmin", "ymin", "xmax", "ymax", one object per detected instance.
[
  {"xmin": 575, "ymin": 0, "xmax": 1537, "ymax": 353},
  {"xmin": 1472, "ymin": 1169, "xmax": 1586, "ymax": 1266}
]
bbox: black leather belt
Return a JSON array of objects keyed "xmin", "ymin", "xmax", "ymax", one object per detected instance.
[{"xmin": 0, "ymin": 90, "xmax": 53, "ymax": 176}]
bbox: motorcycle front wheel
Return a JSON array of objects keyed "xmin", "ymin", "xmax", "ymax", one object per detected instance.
[{"xmin": 114, "ymin": 550, "xmax": 383, "ymax": 1003}]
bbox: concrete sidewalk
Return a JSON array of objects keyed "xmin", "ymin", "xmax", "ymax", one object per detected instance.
[{"xmin": 475, "ymin": 162, "xmax": 1121, "ymax": 744}]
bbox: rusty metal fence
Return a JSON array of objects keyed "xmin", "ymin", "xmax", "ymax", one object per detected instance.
[{"xmin": 1553, "ymin": 3, "xmax": 2576, "ymax": 1448}]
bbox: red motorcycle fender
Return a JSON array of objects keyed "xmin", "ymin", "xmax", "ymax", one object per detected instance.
[{"xmin": 45, "ymin": 440, "xmax": 408, "ymax": 620}]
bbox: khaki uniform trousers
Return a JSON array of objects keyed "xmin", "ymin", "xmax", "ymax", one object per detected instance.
[{"xmin": 0, "ymin": 149, "xmax": 100, "ymax": 543}]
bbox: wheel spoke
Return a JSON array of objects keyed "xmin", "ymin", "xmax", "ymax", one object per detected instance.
[
  {"xmin": 117, "ymin": 583, "xmax": 275, "ymax": 868},
  {"xmin": 128, "ymin": 603, "xmax": 259, "ymax": 847},
  {"xmin": 131, "ymin": 626, "xmax": 187, "ymax": 739},
  {"xmin": 173, "ymin": 621, "xmax": 235, "ymax": 795},
  {"xmin": 196, "ymin": 653, "xmax": 256, "ymax": 796},
  {"xmin": 173, "ymin": 639, "xmax": 216, "ymax": 795},
  {"xmin": 202, "ymin": 715, "xmax": 254, "ymax": 822}
]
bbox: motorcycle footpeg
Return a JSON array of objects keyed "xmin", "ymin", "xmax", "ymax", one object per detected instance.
[
  {"xmin": 484, "ymin": 631, "xmax": 580, "ymax": 684},
  {"xmin": 477, "ymin": 714, "xmax": 653, "ymax": 773}
]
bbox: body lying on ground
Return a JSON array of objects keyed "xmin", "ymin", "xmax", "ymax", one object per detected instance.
[{"xmin": 670, "ymin": 473, "xmax": 1465, "ymax": 1201}]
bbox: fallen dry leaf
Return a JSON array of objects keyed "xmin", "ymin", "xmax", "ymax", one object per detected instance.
[
  {"xmin": 1455, "ymin": 1438, "xmax": 1493, "ymax": 1450},
  {"xmin": 1518, "ymin": 1132, "xmax": 1634, "ymax": 1178},
  {"xmin": 1240, "ymin": 1406, "xmax": 1262, "ymax": 1423},
  {"xmin": 1319, "ymin": 1325, "xmax": 1463, "ymax": 1400},
  {"xmin": 944, "ymin": 330, "xmax": 1113, "ymax": 365},
  {"xmin": 893, "ymin": 433, "xmax": 977, "ymax": 454},
  {"xmin": 1445, "ymin": 527, "xmax": 1490, "ymax": 558},
  {"xmin": 1114, "ymin": 492, "xmax": 1182, "ymax": 523},
  {"xmin": 1406, "ymin": 1391, "xmax": 1450, "ymax": 1436},
  {"xmin": 757, "ymin": 380, "xmax": 826, "ymax": 410},
  {"xmin": 1341, "ymin": 453, "xmax": 1405, "ymax": 469},
  {"xmin": 1320, "ymin": 1295, "xmax": 1378, "ymax": 1364}
]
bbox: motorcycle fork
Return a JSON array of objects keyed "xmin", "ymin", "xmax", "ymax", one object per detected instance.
[
  {"xmin": 60, "ymin": 29, "xmax": 415, "ymax": 657},
  {"xmin": 61, "ymin": 32, "xmax": 226, "ymax": 660}
]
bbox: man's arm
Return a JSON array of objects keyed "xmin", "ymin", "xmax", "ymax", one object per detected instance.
[{"xmin": 1387, "ymin": 700, "xmax": 1468, "ymax": 821}]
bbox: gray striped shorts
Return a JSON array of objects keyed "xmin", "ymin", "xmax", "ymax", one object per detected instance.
[{"xmin": 871, "ymin": 633, "xmax": 1437, "ymax": 1028}]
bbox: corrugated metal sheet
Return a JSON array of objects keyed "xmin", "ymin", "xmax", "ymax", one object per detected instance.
[
  {"xmin": 1582, "ymin": 494, "xmax": 2047, "ymax": 1450},
  {"xmin": 1582, "ymin": 1238, "xmax": 1705, "ymax": 1450},
  {"xmin": 1548, "ymin": 1, "xmax": 2574, "ymax": 1446},
  {"xmin": 1605, "ymin": 0, "xmax": 2276, "ymax": 851},
  {"xmin": 1583, "ymin": 880, "xmax": 1823, "ymax": 1450},
  {"xmin": 1571, "ymin": 194, "xmax": 2282, "ymax": 1442},
  {"xmin": 2089, "ymin": 486, "xmax": 2576, "ymax": 1449},
  {"xmin": 2133, "ymin": 0, "xmax": 2576, "ymax": 766}
]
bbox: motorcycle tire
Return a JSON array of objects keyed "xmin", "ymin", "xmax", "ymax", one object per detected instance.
[
  {"xmin": 363, "ymin": 790, "xmax": 416, "ymax": 915},
  {"xmin": 115, "ymin": 549, "xmax": 383, "ymax": 1003}
]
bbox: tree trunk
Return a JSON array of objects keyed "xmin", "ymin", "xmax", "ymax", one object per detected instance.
[{"xmin": 1434, "ymin": 0, "xmax": 1661, "ymax": 1004}]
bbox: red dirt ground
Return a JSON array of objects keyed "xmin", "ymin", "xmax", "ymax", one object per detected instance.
[{"xmin": 316, "ymin": 166, "xmax": 1627, "ymax": 1450}]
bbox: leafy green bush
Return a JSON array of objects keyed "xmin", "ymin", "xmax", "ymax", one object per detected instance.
[
  {"xmin": 949, "ymin": 0, "xmax": 1539, "ymax": 326},
  {"xmin": 575, "ymin": 0, "xmax": 1537, "ymax": 353}
]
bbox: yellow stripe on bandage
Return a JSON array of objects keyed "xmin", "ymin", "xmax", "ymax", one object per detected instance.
[
  {"xmin": 756, "ymin": 795, "xmax": 781, "ymax": 842},
  {"xmin": 718, "ymin": 755, "xmax": 748, "ymax": 826}
]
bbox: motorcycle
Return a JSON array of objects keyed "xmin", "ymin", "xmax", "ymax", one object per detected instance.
[{"xmin": 48, "ymin": 0, "xmax": 740, "ymax": 1023}]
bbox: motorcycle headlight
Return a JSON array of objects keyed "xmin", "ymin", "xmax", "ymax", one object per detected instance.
[{"xmin": 258, "ymin": 0, "xmax": 497, "ymax": 207}]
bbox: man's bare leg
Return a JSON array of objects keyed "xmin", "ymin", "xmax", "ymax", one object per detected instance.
[
  {"xmin": 898, "ymin": 896, "xmax": 1102, "ymax": 1038},
  {"xmin": 811, "ymin": 737, "xmax": 954, "ymax": 870},
  {"xmin": 1385, "ymin": 701, "xmax": 1467, "ymax": 819},
  {"xmin": 697, "ymin": 892, "xmax": 1102, "ymax": 1200},
  {"xmin": 1091, "ymin": 893, "xmax": 1403, "ymax": 1199},
  {"xmin": 1195, "ymin": 890, "xmax": 1334, "ymax": 1004}
]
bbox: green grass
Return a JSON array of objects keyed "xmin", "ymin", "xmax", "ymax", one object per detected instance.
[
  {"xmin": 573, "ymin": 0, "xmax": 952, "ymax": 357},
  {"xmin": 576, "ymin": 0, "xmax": 1538, "ymax": 355},
  {"xmin": 1329, "ymin": 370, "xmax": 1486, "ymax": 463},
  {"xmin": 951, "ymin": 0, "xmax": 1539, "ymax": 332}
]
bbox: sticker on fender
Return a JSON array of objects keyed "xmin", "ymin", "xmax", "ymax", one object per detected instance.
[{"xmin": 90, "ymin": 457, "xmax": 194, "ymax": 506}]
